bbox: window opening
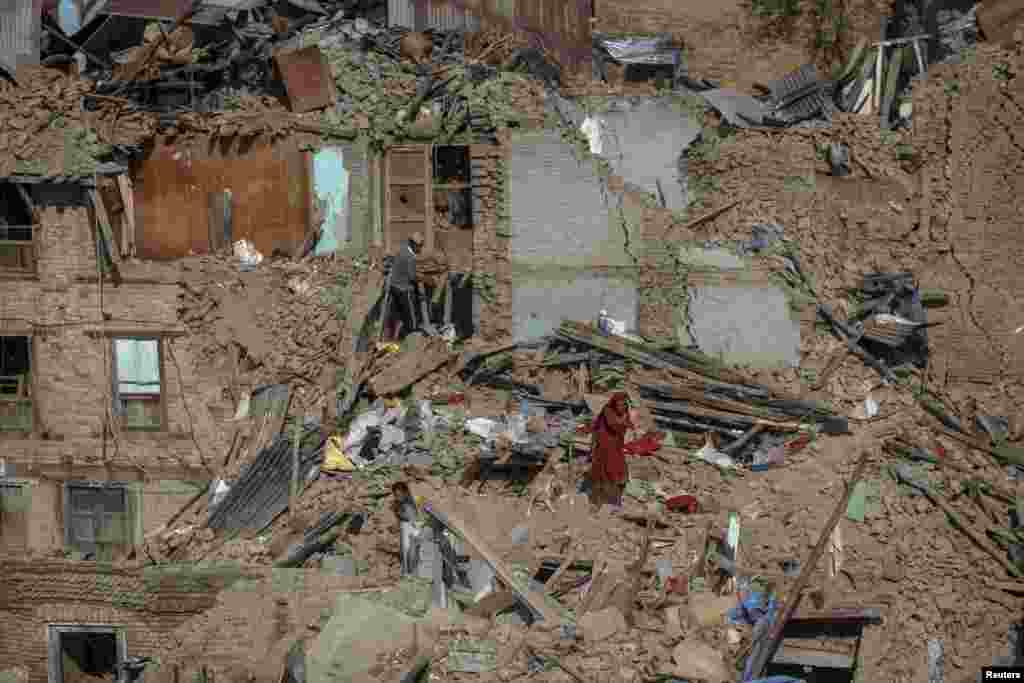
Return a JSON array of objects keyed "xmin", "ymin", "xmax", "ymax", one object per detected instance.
[
  {"xmin": 112, "ymin": 338, "xmax": 162, "ymax": 431},
  {"xmin": 0, "ymin": 336, "xmax": 32, "ymax": 431}
]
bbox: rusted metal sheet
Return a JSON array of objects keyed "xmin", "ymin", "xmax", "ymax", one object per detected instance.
[
  {"xmin": 0, "ymin": 0, "xmax": 39, "ymax": 74},
  {"xmin": 104, "ymin": 0, "xmax": 244, "ymax": 24},
  {"xmin": 137, "ymin": 142, "xmax": 310, "ymax": 260},
  {"xmin": 107, "ymin": 0, "xmax": 186, "ymax": 17},
  {"xmin": 273, "ymin": 46, "xmax": 337, "ymax": 113}
]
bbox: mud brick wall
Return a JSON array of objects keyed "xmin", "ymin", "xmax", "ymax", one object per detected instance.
[
  {"xmin": 154, "ymin": 570, "xmax": 387, "ymax": 680},
  {"xmin": 0, "ymin": 199, "xmax": 222, "ymax": 514},
  {"xmin": 0, "ymin": 560, "xmax": 220, "ymax": 683},
  {"xmin": 908, "ymin": 46, "xmax": 1024, "ymax": 387},
  {"xmin": 470, "ymin": 144, "xmax": 513, "ymax": 340},
  {"xmin": 2, "ymin": 479, "xmax": 204, "ymax": 554}
]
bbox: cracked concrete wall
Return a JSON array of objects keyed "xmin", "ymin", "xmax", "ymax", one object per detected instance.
[
  {"xmin": 508, "ymin": 129, "xmax": 636, "ymax": 269},
  {"xmin": 587, "ymin": 97, "xmax": 700, "ymax": 211},
  {"xmin": 511, "ymin": 267, "xmax": 639, "ymax": 340},
  {"xmin": 507, "ymin": 128, "xmax": 641, "ymax": 337}
]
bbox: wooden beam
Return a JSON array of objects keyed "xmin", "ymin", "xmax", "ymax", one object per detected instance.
[
  {"xmin": 423, "ymin": 500, "xmax": 565, "ymax": 625},
  {"xmin": 747, "ymin": 450, "xmax": 871, "ymax": 679}
]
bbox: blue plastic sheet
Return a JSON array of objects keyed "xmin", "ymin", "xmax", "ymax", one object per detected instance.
[{"xmin": 728, "ymin": 589, "xmax": 777, "ymax": 626}]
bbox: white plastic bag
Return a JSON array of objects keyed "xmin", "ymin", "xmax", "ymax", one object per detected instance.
[
  {"xmin": 694, "ymin": 443, "xmax": 738, "ymax": 470},
  {"xmin": 466, "ymin": 417, "xmax": 501, "ymax": 440},
  {"xmin": 209, "ymin": 479, "xmax": 231, "ymax": 508}
]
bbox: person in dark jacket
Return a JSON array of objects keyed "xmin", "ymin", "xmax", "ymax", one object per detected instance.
[{"xmin": 385, "ymin": 232, "xmax": 423, "ymax": 340}]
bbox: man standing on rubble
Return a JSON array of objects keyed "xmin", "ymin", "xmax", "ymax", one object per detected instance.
[
  {"xmin": 385, "ymin": 232, "xmax": 424, "ymax": 341},
  {"xmin": 589, "ymin": 392, "xmax": 635, "ymax": 511}
]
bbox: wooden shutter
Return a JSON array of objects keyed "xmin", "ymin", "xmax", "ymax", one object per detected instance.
[{"xmin": 383, "ymin": 145, "xmax": 433, "ymax": 253}]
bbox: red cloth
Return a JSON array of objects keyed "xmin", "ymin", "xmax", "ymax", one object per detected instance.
[
  {"xmin": 590, "ymin": 392, "xmax": 633, "ymax": 483},
  {"xmin": 624, "ymin": 431, "xmax": 665, "ymax": 456},
  {"xmin": 666, "ymin": 494, "xmax": 699, "ymax": 514}
]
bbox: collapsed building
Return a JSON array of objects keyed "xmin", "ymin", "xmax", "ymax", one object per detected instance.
[{"xmin": 1, "ymin": 0, "xmax": 1023, "ymax": 681}]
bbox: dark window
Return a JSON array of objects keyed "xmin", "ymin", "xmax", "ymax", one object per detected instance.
[
  {"xmin": 58, "ymin": 629, "xmax": 119, "ymax": 680},
  {"xmin": 112, "ymin": 337, "xmax": 163, "ymax": 431},
  {"xmin": 65, "ymin": 483, "xmax": 129, "ymax": 559},
  {"xmin": 432, "ymin": 145, "xmax": 473, "ymax": 227},
  {"xmin": 0, "ymin": 183, "xmax": 36, "ymax": 273},
  {"xmin": 0, "ymin": 336, "xmax": 32, "ymax": 432}
]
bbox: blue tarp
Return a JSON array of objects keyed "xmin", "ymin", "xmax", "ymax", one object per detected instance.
[
  {"xmin": 313, "ymin": 147, "xmax": 349, "ymax": 256},
  {"xmin": 114, "ymin": 339, "xmax": 160, "ymax": 394}
]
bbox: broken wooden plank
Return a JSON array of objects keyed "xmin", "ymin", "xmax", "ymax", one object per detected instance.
[
  {"xmin": 559, "ymin": 321, "xmax": 761, "ymax": 392},
  {"xmin": 423, "ymin": 501, "xmax": 565, "ymax": 625},
  {"xmin": 369, "ymin": 336, "xmax": 458, "ymax": 396},
  {"xmin": 662, "ymin": 199, "xmax": 741, "ymax": 239},
  {"xmin": 747, "ymin": 450, "xmax": 871, "ymax": 679},
  {"xmin": 788, "ymin": 606, "xmax": 883, "ymax": 625}
]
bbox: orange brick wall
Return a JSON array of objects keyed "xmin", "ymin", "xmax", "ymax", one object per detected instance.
[{"xmin": 0, "ymin": 199, "xmax": 229, "ymax": 478}]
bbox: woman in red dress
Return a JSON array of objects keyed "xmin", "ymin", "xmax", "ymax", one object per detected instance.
[{"xmin": 589, "ymin": 392, "xmax": 634, "ymax": 509}]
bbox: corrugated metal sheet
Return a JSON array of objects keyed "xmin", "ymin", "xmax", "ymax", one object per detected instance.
[
  {"xmin": 206, "ymin": 425, "xmax": 325, "ymax": 535},
  {"xmin": 388, "ymin": 0, "xmax": 415, "ymax": 28},
  {"xmin": 0, "ymin": 0, "xmax": 39, "ymax": 73},
  {"xmin": 426, "ymin": 0, "xmax": 472, "ymax": 30},
  {"xmin": 390, "ymin": 0, "xmax": 479, "ymax": 31}
]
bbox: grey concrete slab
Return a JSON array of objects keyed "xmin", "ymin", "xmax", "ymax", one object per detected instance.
[
  {"xmin": 512, "ymin": 270, "xmax": 638, "ymax": 341},
  {"xmin": 683, "ymin": 282, "xmax": 801, "ymax": 368}
]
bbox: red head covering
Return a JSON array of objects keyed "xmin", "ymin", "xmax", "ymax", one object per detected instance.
[{"xmin": 590, "ymin": 392, "xmax": 634, "ymax": 483}]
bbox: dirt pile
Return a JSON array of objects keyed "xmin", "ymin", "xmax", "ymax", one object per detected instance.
[{"xmin": 174, "ymin": 253, "xmax": 382, "ymax": 422}]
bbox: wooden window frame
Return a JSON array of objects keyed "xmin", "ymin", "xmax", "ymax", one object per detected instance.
[
  {"xmin": 0, "ymin": 224, "xmax": 38, "ymax": 275},
  {"xmin": 47, "ymin": 625, "xmax": 127, "ymax": 683},
  {"xmin": 110, "ymin": 336, "xmax": 168, "ymax": 433},
  {"xmin": 62, "ymin": 480, "xmax": 130, "ymax": 557},
  {"xmin": 0, "ymin": 334, "xmax": 38, "ymax": 435},
  {"xmin": 0, "ymin": 479, "xmax": 29, "ymax": 549}
]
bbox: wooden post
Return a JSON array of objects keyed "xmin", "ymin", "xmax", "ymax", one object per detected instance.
[{"xmin": 746, "ymin": 450, "xmax": 871, "ymax": 679}]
